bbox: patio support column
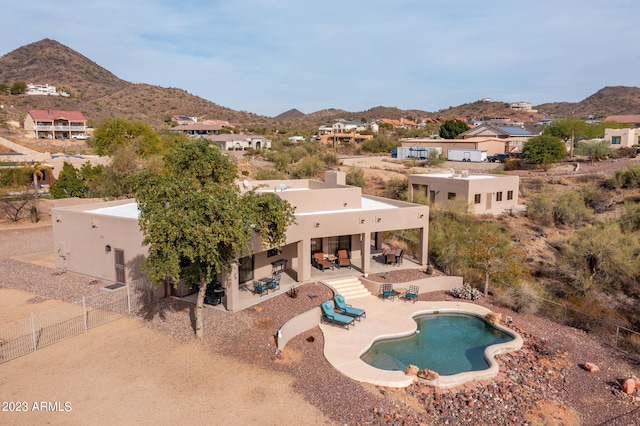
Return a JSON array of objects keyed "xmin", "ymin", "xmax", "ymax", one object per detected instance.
[
  {"xmin": 361, "ymin": 232, "xmax": 371, "ymax": 274},
  {"xmin": 224, "ymin": 262, "xmax": 240, "ymax": 312},
  {"xmin": 419, "ymin": 225, "xmax": 429, "ymax": 267},
  {"xmin": 297, "ymin": 239, "xmax": 311, "ymax": 282},
  {"xmin": 374, "ymin": 232, "xmax": 383, "ymax": 251}
]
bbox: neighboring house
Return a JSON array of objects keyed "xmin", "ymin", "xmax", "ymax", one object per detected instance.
[
  {"xmin": 459, "ymin": 123, "xmax": 533, "ymax": 140},
  {"xmin": 408, "ymin": 172, "xmax": 520, "ymax": 214},
  {"xmin": 169, "ymin": 123, "xmax": 222, "ymax": 136},
  {"xmin": 26, "ymin": 83, "xmax": 68, "ymax": 97},
  {"xmin": 379, "ymin": 118, "xmax": 418, "ymax": 129},
  {"xmin": 171, "ymin": 115, "xmax": 197, "ymax": 125},
  {"xmin": 319, "ymin": 133, "xmax": 373, "ymax": 147},
  {"xmin": 332, "ymin": 120, "xmax": 366, "ymax": 133},
  {"xmin": 288, "ymin": 136, "xmax": 306, "ymax": 143},
  {"xmin": 603, "ymin": 128, "xmax": 640, "ymax": 148},
  {"xmin": 399, "ymin": 137, "xmax": 508, "ymax": 156},
  {"xmin": 23, "ymin": 109, "xmax": 87, "ymax": 140},
  {"xmin": 509, "ymin": 102, "xmax": 537, "ymax": 112},
  {"xmin": 51, "ymin": 171, "xmax": 429, "ymax": 312},
  {"xmin": 205, "ymin": 133, "xmax": 271, "ymax": 150},
  {"xmin": 604, "ymin": 115, "xmax": 640, "ymax": 127}
]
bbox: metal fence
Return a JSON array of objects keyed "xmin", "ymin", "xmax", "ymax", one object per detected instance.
[{"xmin": 0, "ymin": 278, "xmax": 152, "ymax": 364}]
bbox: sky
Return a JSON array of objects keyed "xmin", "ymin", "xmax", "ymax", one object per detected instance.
[{"xmin": 2, "ymin": 1, "xmax": 639, "ymax": 117}]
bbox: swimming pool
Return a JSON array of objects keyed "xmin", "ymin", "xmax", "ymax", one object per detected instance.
[{"xmin": 360, "ymin": 313, "xmax": 514, "ymax": 375}]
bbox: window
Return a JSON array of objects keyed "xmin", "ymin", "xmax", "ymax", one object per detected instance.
[
  {"xmin": 474, "ymin": 194, "xmax": 481, "ymax": 204},
  {"xmin": 496, "ymin": 192, "xmax": 503, "ymax": 201},
  {"xmin": 238, "ymin": 255, "xmax": 254, "ymax": 284},
  {"xmin": 310, "ymin": 238, "xmax": 322, "ymax": 254},
  {"xmin": 429, "ymin": 190, "xmax": 436, "ymax": 203},
  {"xmin": 447, "ymin": 192, "xmax": 456, "ymax": 200},
  {"xmin": 328, "ymin": 235, "xmax": 351, "ymax": 256},
  {"xmin": 507, "ymin": 190, "xmax": 513, "ymax": 200},
  {"xmin": 267, "ymin": 248, "xmax": 281, "ymax": 258},
  {"xmin": 612, "ymin": 136, "xmax": 621, "ymax": 145}
]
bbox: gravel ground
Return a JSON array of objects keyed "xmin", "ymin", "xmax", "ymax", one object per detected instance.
[{"xmin": 2, "ymin": 226, "xmax": 640, "ymax": 425}]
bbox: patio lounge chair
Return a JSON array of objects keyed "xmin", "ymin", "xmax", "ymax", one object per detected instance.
[
  {"xmin": 266, "ymin": 272, "xmax": 281, "ymax": 291},
  {"xmin": 403, "ymin": 285, "xmax": 419, "ymax": 303},
  {"xmin": 320, "ymin": 301, "xmax": 354, "ymax": 329},
  {"xmin": 333, "ymin": 294, "xmax": 366, "ymax": 320},
  {"xmin": 252, "ymin": 280, "xmax": 268, "ymax": 297},
  {"xmin": 379, "ymin": 283, "xmax": 395, "ymax": 301},
  {"xmin": 312, "ymin": 252, "xmax": 334, "ymax": 271},
  {"xmin": 336, "ymin": 249, "xmax": 351, "ymax": 269}
]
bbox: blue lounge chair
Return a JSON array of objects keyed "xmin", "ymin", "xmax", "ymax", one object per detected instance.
[
  {"xmin": 333, "ymin": 294, "xmax": 366, "ymax": 321},
  {"xmin": 320, "ymin": 301, "xmax": 354, "ymax": 329},
  {"xmin": 403, "ymin": 285, "xmax": 419, "ymax": 303}
]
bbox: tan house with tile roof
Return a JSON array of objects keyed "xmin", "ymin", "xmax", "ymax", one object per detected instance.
[{"xmin": 23, "ymin": 109, "xmax": 87, "ymax": 139}]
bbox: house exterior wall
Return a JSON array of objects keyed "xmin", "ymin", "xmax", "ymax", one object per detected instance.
[
  {"xmin": 52, "ymin": 199, "xmax": 146, "ymax": 283},
  {"xmin": 604, "ymin": 128, "xmax": 639, "ymax": 148},
  {"xmin": 408, "ymin": 173, "xmax": 520, "ymax": 214}
]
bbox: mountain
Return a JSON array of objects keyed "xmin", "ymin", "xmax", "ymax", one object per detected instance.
[
  {"xmin": 274, "ymin": 109, "xmax": 306, "ymax": 120},
  {"xmin": 535, "ymin": 86, "xmax": 640, "ymax": 118},
  {"xmin": 1, "ymin": 39, "xmax": 638, "ymax": 129}
]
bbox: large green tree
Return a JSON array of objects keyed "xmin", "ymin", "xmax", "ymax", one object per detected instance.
[
  {"xmin": 50, "ymin": 162, "xmax": 85, "ymax": 198},
  {"xmin": 91, "ymin": 117, "xmax": 164, "ymax": 156},
  {"xmin": 439, "ymin": 119, "xmax": 470, "ymax": 139},
  {"xmin": 521, "ymin": 134, "xmax": 567, "ymax": 168},
  {"xmin": 135, "ymin": 139, "xmax": 295, "ymax": 338}
]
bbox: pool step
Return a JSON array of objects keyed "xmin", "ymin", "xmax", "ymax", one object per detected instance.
[{"xmin": 322, "ymin": 276, "xmax": 371, "ymax": 301}]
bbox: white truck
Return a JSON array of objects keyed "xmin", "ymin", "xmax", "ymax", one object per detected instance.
[{"xmin": 447, "ymin": 148, "xmax": 488, "ymax": 162}]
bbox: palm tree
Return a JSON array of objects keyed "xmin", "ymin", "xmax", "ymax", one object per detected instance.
[{"xmin": 22, "ymin": 161, "xmax": 51, "ymax": 196}]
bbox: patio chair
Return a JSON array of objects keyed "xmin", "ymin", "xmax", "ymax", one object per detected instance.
[
  {"xmin": 337, "ymin": 249, "xmax": 351, "ymax": 269},
  {"xmin": 403, "ymin": 285, "xmax": 419, "ymax": 303},
  {"xmin": 396, "ymin": 249, "xmax": 404, "ymax": 265},
  {"xmin": 252, "ymin": 280, "xmax": 268, "ymax": 297},
  {"xmin": 333, "ymin": 294, "xmax": 366, "ymax": 320},
  {"xmin": 385, "ymin": 252, "xmax": 397, "ymax": 265},
  {"xmin": 312, "ymin": 252, "xmax": 334, "ymax": 271},
  {"xmin": 379, "ymin": 283, "xmax": 395, "ymax": 301},
  {"xmin": 266, "ymin": 272, "xmax": 281, "ymax": 291},
  {"xmin": 320, "ymin": 301, "xmax": 354, "ymax": 329}
]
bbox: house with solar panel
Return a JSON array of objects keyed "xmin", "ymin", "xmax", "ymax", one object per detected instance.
[{"xmin": 51, "ymin": 171, "xmax": 428, "ymax": 311}]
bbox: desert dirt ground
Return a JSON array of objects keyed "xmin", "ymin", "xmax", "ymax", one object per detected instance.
[{"xmin": 0, "ymin": 289, "xmax": 330, "ymax": 425}]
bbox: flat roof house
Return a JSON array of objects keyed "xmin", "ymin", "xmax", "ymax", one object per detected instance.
[
  {"xmin": 408, "ymin": 172, "xmax": 520, "ymax": 214},
  {"xmin": 23, "ymin": 109, "xmax": 87, "ymax": 140},
  {"xmin": 603, "ymin": 128, "xmax": 640, "ymax": 148},
  {"xmin": 51, "ymin": 171, "xmax": 428, "ymax": 311}
]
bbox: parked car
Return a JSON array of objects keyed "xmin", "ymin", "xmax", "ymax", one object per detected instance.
[{"xmin": 72, "ymin": 134, "xmax": 89, "ymax": 140}]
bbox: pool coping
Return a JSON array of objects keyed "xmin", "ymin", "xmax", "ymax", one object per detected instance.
[{"xmin": 319, "ymin": 298, "xmax": 523, "ymax": 388}]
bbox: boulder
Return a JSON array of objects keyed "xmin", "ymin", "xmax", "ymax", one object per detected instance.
[
  {"xmin": 632, "ymin": 375, "xmax": 640, "ymax": 390},
  {"xmin": 622, "ymin": 378, "xmax": 636, "ymax": 395},
  {"xmin": 405, "ymin": 365, "xmax": 420, "ymax": 376},
  {"xmin": 582, "ymin": 362, "xmax": 600, "ymax": 372},
  {"xmin": 417, "ymin": 369, "xmax": 440, "ymax": 380},
  {"xmin": 485, "ymin": 312, "xmax": 502, "ymax": 325}
]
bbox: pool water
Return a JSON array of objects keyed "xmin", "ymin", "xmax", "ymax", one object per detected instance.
[{"xmin": 360, "ymin": 313, "xmax": 514, "ymax": 375}]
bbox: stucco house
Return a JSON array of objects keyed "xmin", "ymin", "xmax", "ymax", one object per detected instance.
[
  {"xmin": 23, "ymin": 109, "xmax": 87, "ymax": 140},
  {"xmin": 204, "ymin": 134, "xmax": 271, "ymax": 150},
  {"xmin": 603, "ymin": 128, "xmax": 640, "ymax": 148},
  {"xmin": 169, "ymin": 123, "xmax": 222, "ymax": 136},
  {"xmin": 51, "ymin": 171, "xmax": 428, "ymax": 311},
  {"xmin": 408, "ymin": 172, "xmax": 520, "ymax": 214}
]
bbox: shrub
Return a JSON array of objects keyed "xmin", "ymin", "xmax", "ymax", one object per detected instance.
[
  {"xmin": 291, "ymin": 156, "xmax": 323, "ymax": 179},
  {"xmin": 449, "ymin": 283, "xmax": 481, "ymax": 301},
  {"xmin": 361, "ymin": 135, "xmax": 399, "ymax": 153},
  {"xmin": 553, "ymin": 190, "xmax": 592, "ymax": 225},
  {"xmin": 345, "ymin": 166, "xmax": 366, "ymax": 187},
  {"xmin": 494, "ymin": 282, "xmax": 543, "ymax": 314}
]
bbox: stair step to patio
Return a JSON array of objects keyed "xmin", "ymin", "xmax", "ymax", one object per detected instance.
[{"xmin": 322, "ymin": 277, "xmax": 371, "ymax": 301}]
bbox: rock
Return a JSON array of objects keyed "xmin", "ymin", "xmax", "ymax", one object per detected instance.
[
  {"xmin": 405, "ymin": 364, "xmax": 420, "ymax": 376},
  {"xmin": 632, "ymin": 375, "xmax": 640, "ymax": 390},
  {"xmin": 622, "ymin": 378, "xmax": 636, "ymax": 395},
  {"xmin": 485, "ymin": 312, "xmax": 502, "ymax": 325},
  {"xmin": 252, "ymin": 306, "xmax": 262, "ymax": 312},
  {"xmin": 418, "ymin": 369, "xmax": 440, "ymax": 380},
  {"xmin": 582, "ymin": 362, "xmax": 600, "ymax": 372}
]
